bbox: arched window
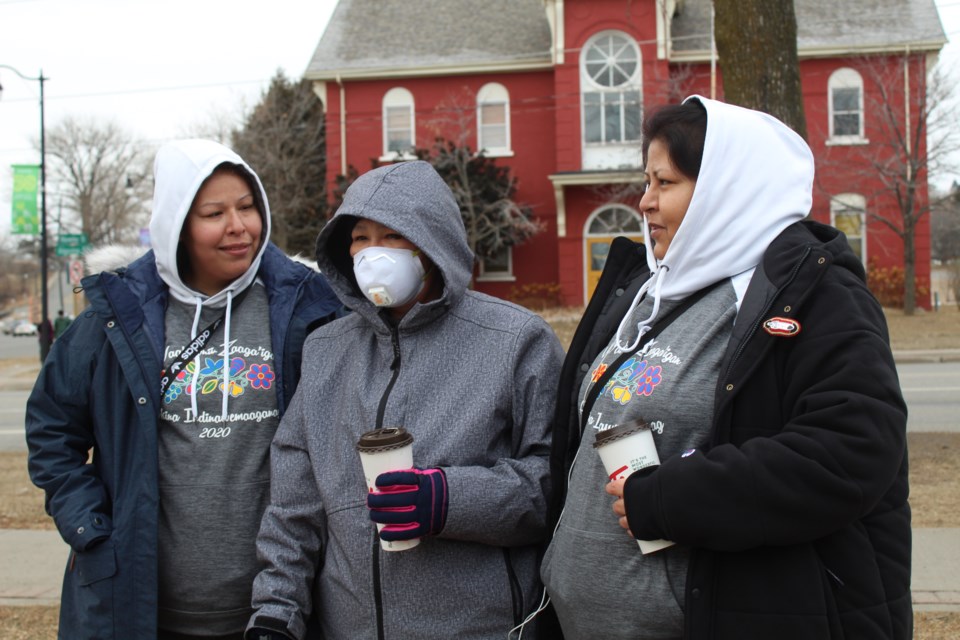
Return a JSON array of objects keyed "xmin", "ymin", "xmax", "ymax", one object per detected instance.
[
  {"xmin": 382, "ymin": 87, "xmax": 415, "ymax": 158},
  {"xmin": 583, "ymin": 205, "xmax": 643, "ymax": 299},
  {"xmin": 828, "ymin": 68, "xmax": 866, "ymax": 144},
  {"xmin": 587, "ymin": 205, "xmax": 643, "ymax": 235},
  {"xmin": 831, "ymin": 193, "xmax": 867, "ymax": 264},
  {"xmin": 477, "ymin": 83, "xmax": 511, "ymax": 156},
  {"xmin": 580, "ymin": 31, "xmax": 643, "ymax": 170}
]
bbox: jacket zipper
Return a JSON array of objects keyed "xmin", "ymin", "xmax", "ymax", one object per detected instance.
[
  {"xmin": 373, "ymin": 326, "xmax": 402, "ymax": 640},
  {"xmin": 375, "ymin": 326, "xmax": 402, "ymax": 430}
]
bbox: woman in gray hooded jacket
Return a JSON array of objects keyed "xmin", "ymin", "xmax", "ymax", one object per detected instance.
[{"xmin": 247, "ymin": 161, "xmax": 564, "ymax": 640}]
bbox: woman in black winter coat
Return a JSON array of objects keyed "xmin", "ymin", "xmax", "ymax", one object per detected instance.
[{"xmin": 538, "ymin": 96, "xmax": 910, "ymax": 640}]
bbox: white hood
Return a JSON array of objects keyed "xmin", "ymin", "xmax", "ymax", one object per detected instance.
[
  {"xmin": 149, "ymin": 138, "xmax": 272, "ymax": 308},
  {"xmin": 149, "ymin": 138, "xmax": 272, "ymax": 419},
  {"xmin": 616, "ymin": 96, "xmax": 814, "ymax": 352}
]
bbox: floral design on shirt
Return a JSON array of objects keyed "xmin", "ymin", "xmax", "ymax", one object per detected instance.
[
  {"xmin": 602, "ymin": 357, "xmax": 664, "ymax": 406},
  {"xmin": 590, "ymin": 363, "xmax": 608, "ymax": 383},
  {"xmin": 247, "ymin": 363, "xmax": 275, "ymax": 389},
  {"xmin": 163, "ymin": 356, "xmax": 275, "ymax": 405}
]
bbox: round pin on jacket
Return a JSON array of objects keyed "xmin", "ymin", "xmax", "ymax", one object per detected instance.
[{"xmin": 762, "ymin": 316, "xmax": 801, "ymax": 337}]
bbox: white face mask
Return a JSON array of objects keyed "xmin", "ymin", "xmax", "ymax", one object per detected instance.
[{"xmin": 352, "ymin": 246, "xmax": 427, "ymax": 308}]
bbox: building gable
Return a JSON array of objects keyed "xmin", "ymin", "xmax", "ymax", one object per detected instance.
[{"xmin": 305, "ymin": 0, "xmax": 552, "ymax": 79}]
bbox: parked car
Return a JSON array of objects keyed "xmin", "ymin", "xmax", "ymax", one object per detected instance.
[
  {"xmin": 12, "ymin": 321, "xmax": 38, "ymax": 337},
  {"xmin": 0, "ymin": 318, "xmax": 17, "ymax": 335}
]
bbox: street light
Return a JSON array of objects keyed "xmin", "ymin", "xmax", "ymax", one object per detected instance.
[{"xmin": 0, "ymin": 64, "xmax": 50, "ymax": 362}]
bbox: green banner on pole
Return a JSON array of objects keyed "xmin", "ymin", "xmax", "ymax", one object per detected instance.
[{"xmin": 11, "ymin": 164, "xmax": 40, "ymax": 235}]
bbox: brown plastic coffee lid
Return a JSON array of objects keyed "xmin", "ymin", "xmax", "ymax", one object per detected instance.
[
  {"xmin": 356, "ymin": 427, "xmax": 414, "ymax": 452},
  {"xmin": 592, "ymin": 417, "xmax": 651, "ymax": 449}
]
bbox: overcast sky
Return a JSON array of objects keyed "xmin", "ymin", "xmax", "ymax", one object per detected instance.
[{"xmin": 1, "ymin": 0, "xmax": 958, "ymax": 241}]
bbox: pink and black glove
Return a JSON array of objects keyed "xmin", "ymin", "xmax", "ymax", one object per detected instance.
[{"xmin": 367, "ymin": 467, "xmax": 448, "ymax": 541}]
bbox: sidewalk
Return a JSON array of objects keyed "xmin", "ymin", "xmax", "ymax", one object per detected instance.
[
  {"xmin": 1, "ymin": 527, "xmax": 958, "ymax": 611},
  {"xmin": 893, "ymin": 348, "xmax": 960, "ymax": 364},
  {"xmin": 2, "ymin": 358, "xmax": 41, "ymax": 392}
]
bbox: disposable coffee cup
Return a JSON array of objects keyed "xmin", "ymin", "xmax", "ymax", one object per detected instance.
[
  {"xmin": 357, "ymin": 427, "xmax": 419, "ymax": 551},
  {"xmin": 593, "ymin": 418, "xmax": 674, "ymax": 554}
]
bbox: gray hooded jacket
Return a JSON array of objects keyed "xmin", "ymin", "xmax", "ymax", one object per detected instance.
[{"xmin": 249, "ymin": 161, "xmax": 564, "ymax": 640}]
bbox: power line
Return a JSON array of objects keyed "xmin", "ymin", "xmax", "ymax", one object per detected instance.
[{"xmin": 0, "ymin": 77, "xmax": 271, "ymax": 104}]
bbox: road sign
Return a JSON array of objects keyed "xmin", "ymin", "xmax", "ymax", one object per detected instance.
[
  {"xmin": 69, "ymin": 259, "xmax": 84, "ymax": 286},
  {"xmin": 56, "ymin": 233, "xmax": 89, "ymax": 257}
]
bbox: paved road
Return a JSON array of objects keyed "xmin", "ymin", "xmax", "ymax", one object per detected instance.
[
  {"xmin": 900, "ymin": 360, "xmax": 960, "ymax": 433},
  {"xmin": 1, "ymin": 358, "xmax": 957, "ymax": 451},
  {"xmin": 0, "ymin": 332, "xmax": 42, "ymax": 361},
  {"xmin": 0, "ymin": 391, "xmax": 27, "ymax": 452}
]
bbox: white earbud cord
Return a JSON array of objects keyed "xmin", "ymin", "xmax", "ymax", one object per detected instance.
[{"xmin": 507, "ymin": 444, "xmax": 586, "ymax": 639}]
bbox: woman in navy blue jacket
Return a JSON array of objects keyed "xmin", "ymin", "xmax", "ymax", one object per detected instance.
[{"xmin": 25, "ymin": 139, "xmax": 341, "ymax": 639}]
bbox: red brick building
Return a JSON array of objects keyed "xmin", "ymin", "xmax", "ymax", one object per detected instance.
[{"xmin": 304, "ymin": 0, "xmax": 946, "ymax": 307}]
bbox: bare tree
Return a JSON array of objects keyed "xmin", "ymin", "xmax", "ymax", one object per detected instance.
[
  {"xmin": 713, "ymin": 0, "xmax": 807, "ymax": 138},
  {"xmin": 44, "ymin": 117, "xmax": 152, "ymax": 247},
  {"xmin": 231, "ymin": 71, "xmax": 326, "ymax": 256},
  {"xmin": 420, "ymin": 139, "xmax": 543, "ymax": 263},
  {"xmin": 818, "ymin": 59, "xmax": 960, "ymax": 314},
  {"xmin": 179, "ymin": 104, "xmax": 246, "ymax": 145},
  {"xmin": 0, "ymin": 243, "xmax": 36, "ymax": 310},
  {"xmin": 932, "ymin": 183, "xmax": 960, "ymax": 263},
  {"xmin": 932, "ymin": 183, "xmax": 960, "ymax": 307}
]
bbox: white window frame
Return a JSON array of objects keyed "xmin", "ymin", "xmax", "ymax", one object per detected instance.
[
  {"xmin": 477, "ymin": 245, "xmax": 515, "ymax": 282},
  {"xmin": 830, "ymin": 193, "xmax": 867, "ymax": 265},
  {"xmin": 827, "ymin": 68, "xmax": 868, "ymax": 145},
  {"xmin": 477, "ymin": 83, "xmax": 512, "ymax": 157},
  {"xmin": 582, "ymin": 204, "xmax": 643, "ymax": 300},
  {"xmin": 585, "ymin": 204, "xmax": 644, "ymax": 236},
  {"xmin": 580, "ymin": 30, "xmax": 643, "ymax": 170},
  {"xmin": 381, "ymin": 87, "xmax": 416, "ymax": 161}
]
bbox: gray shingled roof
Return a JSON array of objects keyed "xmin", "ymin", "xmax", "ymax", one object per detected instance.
[
  {"xmin": 306, "ymin": 0, "xmax": 947, "ymax": 79},
  {"xmin": 672, "ymin": 0, "xmax": 946, "ymax": 55},
  {"xmin": 305, "ymin": 0, "xmax": 552, "ymax": 79}
]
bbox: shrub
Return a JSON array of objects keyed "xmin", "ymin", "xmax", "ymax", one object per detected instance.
[
  {"xmin": 867, "ymin": 259, "xmax": 929, "ymax": 308},
  {"xmin": 510, "ymin": 282, "xmax": 563, "ymax": 311}
]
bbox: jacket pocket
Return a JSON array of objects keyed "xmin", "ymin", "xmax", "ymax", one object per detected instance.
[
  {"xmin": 75, "ymin": 538, "xmax": 118, "ymax": 586},
  {"xmin": 61, "ymin": 539, "xmax": 117, "ymax": 639}
]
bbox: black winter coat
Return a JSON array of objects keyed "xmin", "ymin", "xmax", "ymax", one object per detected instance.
[{"xmin": 547, "ymin": 221, "xmax": 911, "ymax": 639}]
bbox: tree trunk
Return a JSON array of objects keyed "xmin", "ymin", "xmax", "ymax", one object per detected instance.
[{"xmin": 713, "ymin": 0, "xmax": 808, "ymax": 140}]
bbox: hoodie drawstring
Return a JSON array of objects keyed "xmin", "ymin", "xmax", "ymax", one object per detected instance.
[
  {"xmin": 612, "ymin": 213, "xmax": 674, "ymax": 354},
  {"xmin": 613, "ymin": 265, "xmax": 667, "ymax": 353},
  {"xmin": 221, "ymin": 290, "xmax": 233, "ymax": 419},
  {"xmin": 189, "ymin": 299, "xmax": 203, "ymax": 419},
  {"xmin": 185, "ymin": 290, "xmax": 240, "ymax": 422}
]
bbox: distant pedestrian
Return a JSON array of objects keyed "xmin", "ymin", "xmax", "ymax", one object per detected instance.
[
  {"xmin": 25, "ymin": 139, "xmax": 342, "ymax": 640},
  {"xmin": 37, "ymin": 317, "xmax": 53, "ymax": 360},
  {"xmin": 53, "ymin": 309, "xmax": 71, "ymax": 339}
]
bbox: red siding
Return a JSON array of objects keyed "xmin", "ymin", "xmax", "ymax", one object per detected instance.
[{"xmin": 323, "ymin": 0, "xmax": 934, "ymax": 309}]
